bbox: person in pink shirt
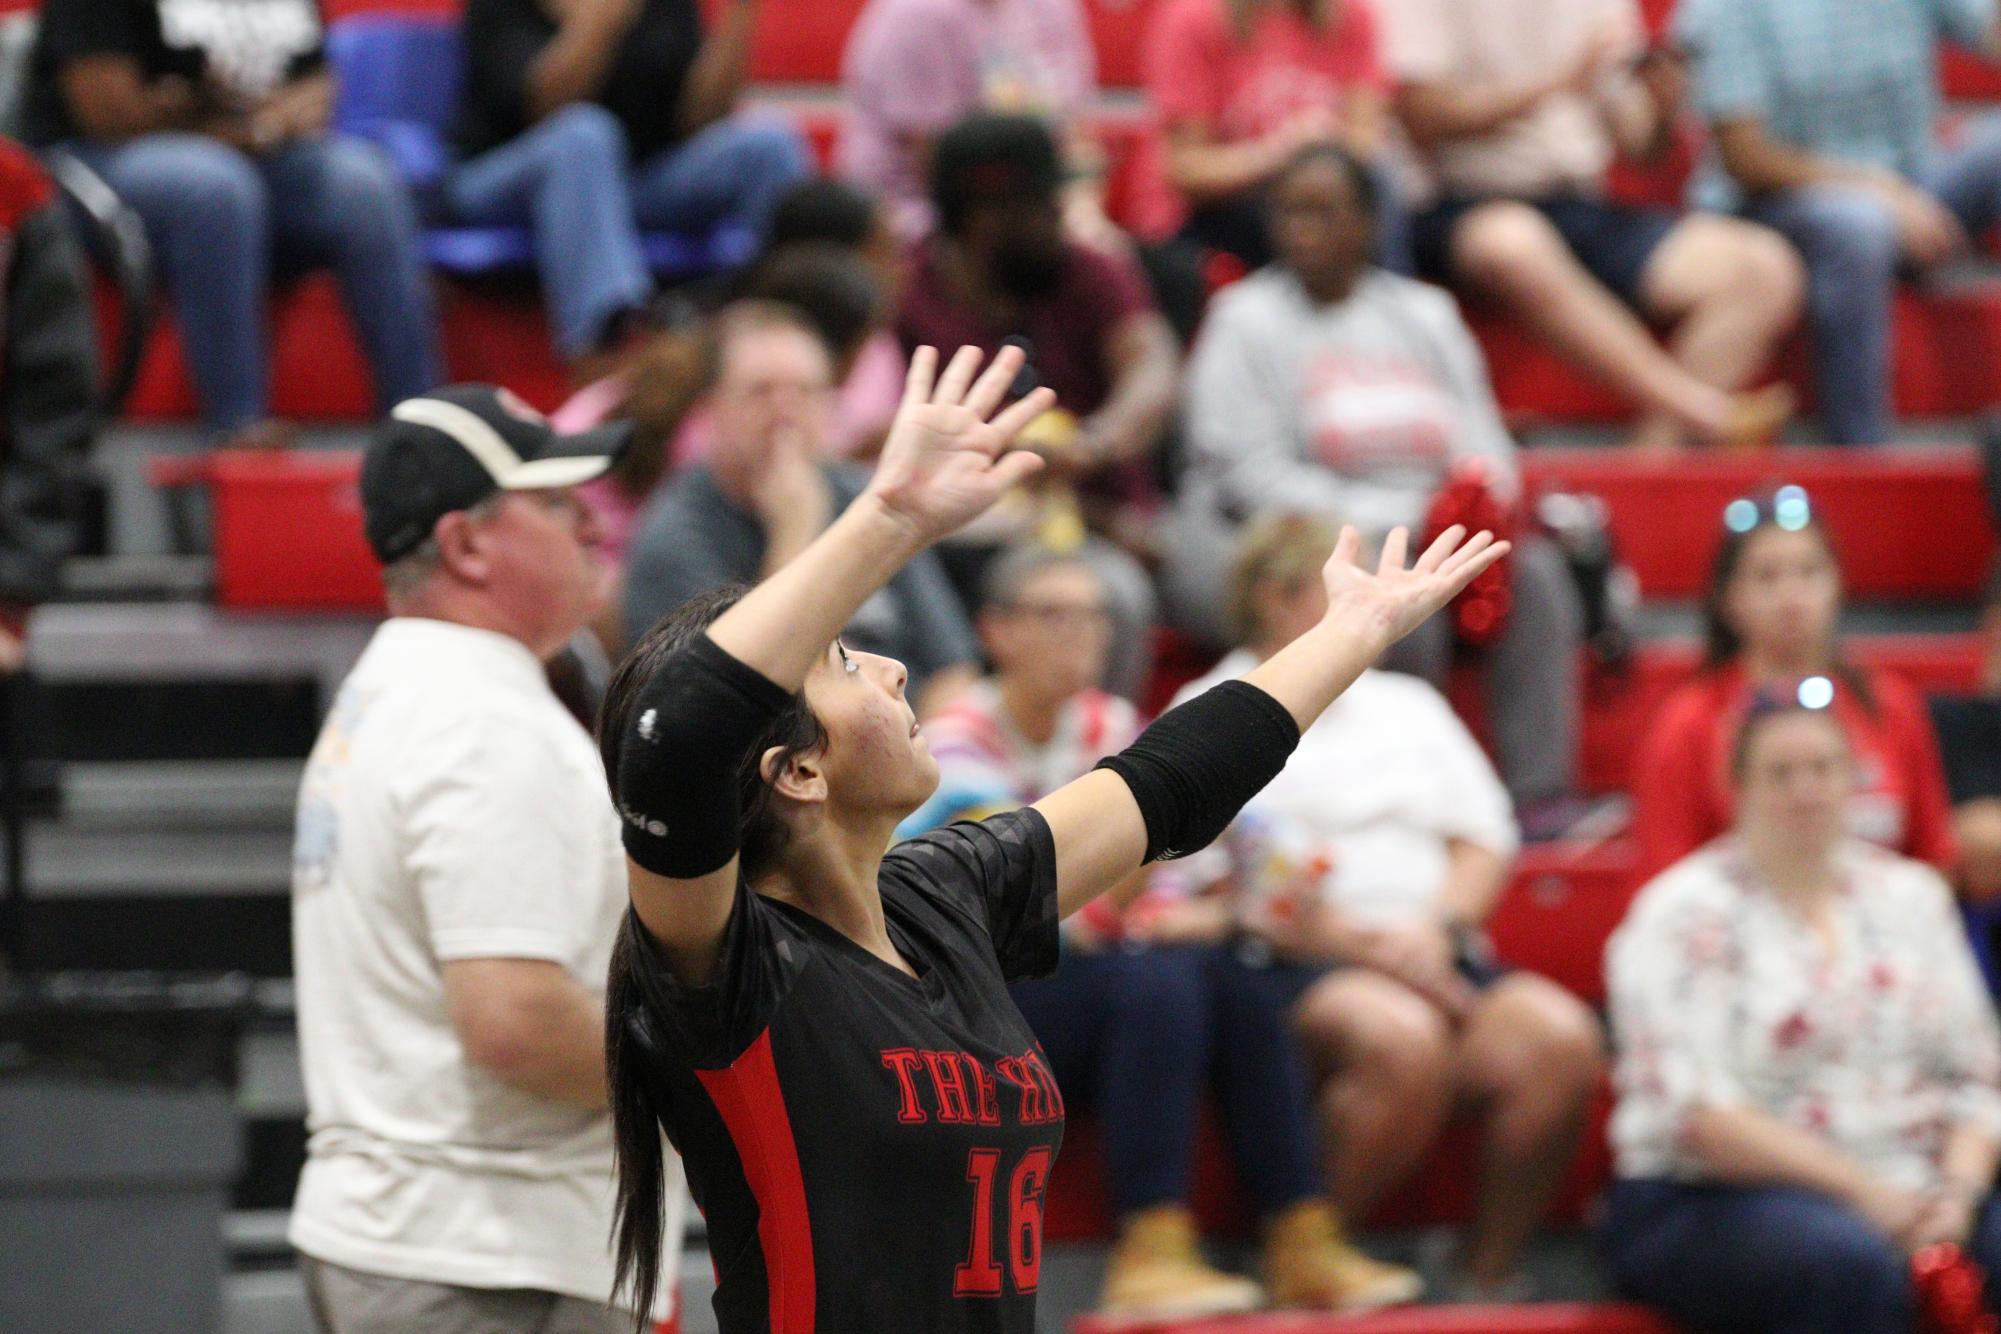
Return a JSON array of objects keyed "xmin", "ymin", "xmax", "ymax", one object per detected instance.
[
  {"xmin": 1134, "ymin": 0, "xmax": 1407, "ymax": 271},
  {"xmin": 838, "ymin": 0, "xmax": 1104, "ymax": 242}
]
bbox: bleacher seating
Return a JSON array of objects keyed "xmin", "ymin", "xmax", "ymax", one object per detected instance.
[{"xmin": 324, "ymin": 14, "xmax": 758, "ymax": 278}]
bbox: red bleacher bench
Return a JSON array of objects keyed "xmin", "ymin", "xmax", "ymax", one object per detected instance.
[
  {"xmin": 1519, "ymin": 445, "xmax": 1994, "ymax": 601},
  {"xmin": 1071, "ymin": 1304, "xmax": 1677, "ymax": 1334}
]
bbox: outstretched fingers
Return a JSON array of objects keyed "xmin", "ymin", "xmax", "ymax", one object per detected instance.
[
  {"xmin": 1330, "ymin": 524, "xmax": 1363, "ymax": 573},
  {"xmin": 1414, "ymin": 524, "xmax": 1466, "ymax": 575},
  {"xmin": 934, "ymin": 345, "xmax": 984, "ymax": 406},
  {"xmin": 963, "ymin": 343, "xmax": 1026, "ymax": 420},
  {"xmin": 985, "ymin": 385, "xmax": 1058, "ymax": 448},
  {"xmin": 1376, "ymin": 526, "xmax": 1409, "ymax": 576},
  {"xmin": 1438, "ymin": 536, "xmax": 1510, "ymax": 595},
  {"xmin": 900, "ymin": 345, "xmax": 938, "ymax": 414}
]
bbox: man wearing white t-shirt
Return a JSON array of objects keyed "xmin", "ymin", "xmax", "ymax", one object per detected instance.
[{"xmin": 289, "ymin": 385, "xmax": 684, "ymax": 1332}]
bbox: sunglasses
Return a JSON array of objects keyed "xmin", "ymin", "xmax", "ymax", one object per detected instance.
[{"xmin": 1723, "ymin": 484, "xmax": 1813, "ymax": 535}]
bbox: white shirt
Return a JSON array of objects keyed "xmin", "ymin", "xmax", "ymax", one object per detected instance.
[
  {"xmin": 1173, "ymin": 653, "xmax": 1518, "ymax": 923},
  {"xmin": 1607, "ymin": 840, "xmax": 2001, "ymax": 1190},
  {"xmin": 288, "ymin": 618, "xmax": 682, "ymax": 1305}
]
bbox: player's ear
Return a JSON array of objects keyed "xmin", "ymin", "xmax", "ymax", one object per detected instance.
[{"xmin": 762, "ymin": 745, "xmax": 828, "ymax": 806}]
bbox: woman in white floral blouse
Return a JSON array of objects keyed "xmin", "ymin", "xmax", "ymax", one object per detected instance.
[{"xmin": 1604, "ymin": 689, "xmax": 2001, "ymax": 1333}]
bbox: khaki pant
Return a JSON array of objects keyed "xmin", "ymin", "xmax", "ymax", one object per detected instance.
[{"xmin": 300, "ymin": 1255, "xmax": 633, "ymax": 1334}]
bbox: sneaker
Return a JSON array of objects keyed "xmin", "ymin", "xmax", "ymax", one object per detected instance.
[
  {"xmin": 1262, "ymin": 1200, "xmax": 1424, "ymax": 1312},
  {"xmin": 1097, "ymin": 1205, "xmax": 1264, "ymax": 1319}
]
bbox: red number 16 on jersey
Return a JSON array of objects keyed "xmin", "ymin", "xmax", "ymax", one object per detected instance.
[{"xmin": 954, "ymin": 1146, "xmax": 1053, "ymax": 1297}]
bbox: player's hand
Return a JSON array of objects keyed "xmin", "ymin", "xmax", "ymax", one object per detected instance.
[
  {"xmin": 864, "ymin": 344, "xmax": 1053, "ymax": 547},
  {"xmin": 1316, "ymin": 524, "xmax": 1511, "ymax": 657}
]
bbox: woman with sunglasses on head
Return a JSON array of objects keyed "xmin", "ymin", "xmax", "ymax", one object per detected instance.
[
  {"xmin": 1631, "ymin": 487, "xmax": 1957, "ymax": 883},
  {"xmin": 1605, "ymin": 694, "xmax": 2001, "ymax": 1334},
  {"xmin": 595, "ymin": 342, "xmax": 1508, "ymax": 1332}
]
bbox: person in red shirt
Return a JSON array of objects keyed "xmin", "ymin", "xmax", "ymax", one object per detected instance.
[
  {"xmin": 1631, "ymin": 486, "xmax": 1957, "ymax": 883},
  {"xmin": 1131, "ymin": 0, "xmax": 1404, "ymax": 270}
]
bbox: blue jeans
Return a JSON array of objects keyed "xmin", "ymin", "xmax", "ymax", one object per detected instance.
[
  {"xmin": 70, "ymin": 132, "xmax": 440, "ymax": 433},
  {"xmin": 443, "ymin": 104, "xmax": 809, "ymax": 356},
  {"xmin": 1008, "ymin": 943, "xmax": 1323, "ymax": 1218},
  {"xmin": 1603, "ymin": 1178, "xmax": 2001, "ymax": 1333},
  {"xmin": 1743, "ymin": 124, "xmax": 2001, "ymax": 444}
]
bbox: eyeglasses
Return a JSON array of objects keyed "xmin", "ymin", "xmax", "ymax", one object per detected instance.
[{"xmin": 1722, "ymin": 484, "xmax": 1813, "ymax": 534}]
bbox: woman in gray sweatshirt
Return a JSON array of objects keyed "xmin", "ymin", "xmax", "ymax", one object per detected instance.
[{"xmin": 1168, "ymin": 145, "xmax": 1583, "ymax": 822}]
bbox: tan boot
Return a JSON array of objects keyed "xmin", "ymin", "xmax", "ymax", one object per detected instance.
[
  {"xmin": 1097, "ymin": 1205, "xmax": 1264, "ymax": 1318},
  {"xmin": 1262, "ymin": 1200, "xmax": 1423, "ymax": 1311}
]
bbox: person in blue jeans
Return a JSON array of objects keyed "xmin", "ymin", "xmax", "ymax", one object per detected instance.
[
  {"xmin": 450, "ymin": 0, "xmax": 810, "ymax": 367},
  {"xmin": 1680, "ymin": 0, "xmax": 2001, "ymax": 444},
  {"xmin": 25, "ymin": 0, "xmax": 442, "ymax": 446},
  {"xmin": 900, "ymin": 544, "xmax": 1424, "ymax": 1317},
  {"xmin": 1604, "ymin": 693, "xmax": 2001, "ymax": 1332}
]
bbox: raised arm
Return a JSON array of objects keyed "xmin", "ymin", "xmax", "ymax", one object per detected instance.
[
  {"xmin": 1035, "ymin": 524, "xmax": 1508, "ymax": 920},
  {"xmin": 612, "ymin": 346, "xmax": 1051, "ymax": 981}
]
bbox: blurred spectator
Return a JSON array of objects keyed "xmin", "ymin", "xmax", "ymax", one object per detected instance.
[
  {"xmin": 620, "ymin": 301, "xmax": 979, "ymax": 704},
  {"xmin": 0, "ymin": 137, "xmax": 97, "ymax": 671},
  {"xmin": 902, "ymin": 544, "xmax": 1424, "ymax": 1316},
  {"xmin": 26, "ymin": 0, "xmax": 441, "ymax": 445},
  {"xmin": 1930, "ymin": 558, "xmax": 2001, "ymax": 904},
  {"xmin": 1632, "ymin": 488, "xmax": 1957, "ymax": 881},
  {"xmin": 292, "ymin": 386, "xmax": 682, "ymax": 1331},
  {"xmin": 1178, "ymin": 515, "xmax": 1602, "ymax": 1301},
  {"xmin": 1604, "ymin": 696, "xmax": 2001, "ymax": 1334},
  {"xmin": 838, "ymin": 0, "xmax": 1111, "ymax": 245},
  {"xmin": 755, "ymin": 178, "xmax": 909, "ymax": 456},
  {"xmin": 1679, "ymin": 0, "xmax": 2001, "ymax": 445},
  {"xmin": 1132, "ymin": 0, "xmax": 1409, "ymax": 272},
  {"xmin": 900, "ymin": 113, "xmax": 1177, "ymax": 698},
  {"xmin": 1378, "ymin": 0, "xmax": 1801, "ymax": 451},
  {"xmin": 740, "ymin": 243, "xmax": 900, "ymax": 458},
  {"xmin": 449, "ymin": 0, "xmax": 808, "ymax": 367},
  {"xmin": 1171, "ymin": 147, "xmax": 1584, "ymax": 816}
]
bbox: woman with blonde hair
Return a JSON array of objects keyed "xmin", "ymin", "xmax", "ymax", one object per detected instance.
[{"xmin": 1174, "ymin": 513, "xmax": 1603, "ymax": 1300}]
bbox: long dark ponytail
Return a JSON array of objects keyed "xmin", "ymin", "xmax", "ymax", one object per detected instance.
[{"xmin": 597, "ymin": 587, "xmax": 827, "ymax": 1326}]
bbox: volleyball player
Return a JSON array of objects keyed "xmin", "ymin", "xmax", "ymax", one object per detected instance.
[{"xmin": 597, "ymin": 342, "xmax": 1508, "ymax": 1331}]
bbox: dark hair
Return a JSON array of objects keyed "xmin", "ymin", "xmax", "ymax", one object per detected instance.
[
  {"xmin": 597, "ymin": 587, "xmax": 826, "ymax": 1327},
  {"xmin": 764, "ymin": 177, "xmax": 881, "ymax": 254},
  {"xmin": 1271, "ymin": 141, "xmax": 1380, "ymax": 220},
  {"xmin": 1729, "ymin": 683, "xmax": 1850, "ymax": 781},
  {"xmin": 740, "ymin": 242, "xmax": 885, "ymax": 374},
  {"xmin": 930, "ymin": 113, "xmax": 1064, "ymax": 235},
  {"xmin": 1700, "ymin": 487, "xmax": 1874, "ymax": 711}
]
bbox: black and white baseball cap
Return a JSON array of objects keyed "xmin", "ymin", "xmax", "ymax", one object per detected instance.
[{"xmin": 360, "ymin": 384, "xmax": 632, "ymax": 564}]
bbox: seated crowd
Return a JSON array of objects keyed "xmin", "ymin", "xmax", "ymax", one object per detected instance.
[{"xmin": 8, "ymin": 0, "xmax": 2001, "ymax": 1326}]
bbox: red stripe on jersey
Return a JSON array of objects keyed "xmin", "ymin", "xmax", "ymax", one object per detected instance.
[{"xmin": 696, "ymin": 1031, "xmax": 816, "ymax": 1332}]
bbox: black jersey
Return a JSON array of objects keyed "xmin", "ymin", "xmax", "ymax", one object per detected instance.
[{"xmin": 624, "ymin": 807, "xmax": 1067, "ymax": 1333}]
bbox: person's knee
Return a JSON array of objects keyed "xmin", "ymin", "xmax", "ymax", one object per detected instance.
[
  {"xmin": 1793, "ymin": 191, "xmax": 1902, "ymax": 283},
  {"xmin": 1297, "ymin": 975, "xmax": 1452, "ymax": 1094},
  {"xmin": 1469, "ymin": 979, "xmax": 1605, "ymax": 1101},
  {"xmin": 1450, "ymin": 202, "xmax": 1570, "ymax": 293},
  {"xmin": 534, "ymin": 102, "xmax": 630, "ymax": 169},
  {"xmin": 726, "ymin": 116, "xmax": 810, "ymax": 182},
  {"xmin": 1741, "ymin": 225, "xmax": 1808, "ymax": 316},
  {"xmin": 318, "ymin": 137, "xmax": 419, "ymax": 227},
  {"xmin": 130, "ymin": 135, "xmax": 266, "ymax": 230}
]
